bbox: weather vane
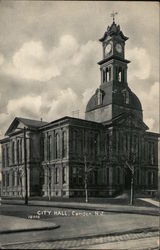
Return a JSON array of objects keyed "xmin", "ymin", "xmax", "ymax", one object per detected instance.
[{"xmin": 110, "ymin": 11, "xmax": 118, "ymax": 22}]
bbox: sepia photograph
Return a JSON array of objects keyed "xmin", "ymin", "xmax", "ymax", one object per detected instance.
[{"xmin": 0, "ymin": 1, "xmax": 159, "ymax": 249}]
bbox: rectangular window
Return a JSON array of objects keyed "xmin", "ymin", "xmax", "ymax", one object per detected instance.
[
  {"xmin": 6, "ymin": 145, "xmax": 9, "ymax": 167},
  {"xmin": 2, "ymin": 173, "xmax": 5, "ymax": 187},
  {"xmin": 41, "ymin": 136, "xmax": 44, "ymax": 161},
  {"xmin": 12, "ymin": 141, "xmax": 15, "ymax": 164},
  {"xmin": 6, "ymin": 173, "xmax": 9, "ymax": 186},
  {"xmin": 19, "ymin": 140, "xmax": 22, "ymax": 163},
  {"xmin": 78, "ymin": 168, "xmax": 83, "ymax": 185},
  {"xmin": 62, "ymin": 131, "xmax": 67, "ymax": 158},
  {"xmin": 72, "ymin": 167, "xmax": 77, "ymax": 184},
  {"xmin": 62, "ymin": 166, "xmax": 67, "ymax": 184},
  {"xmin": 2, "ymin": 147, "xmax": 5, "ymax": 168},
  {"xmin": 106, "ymin": 134, "xmax": 110, "ymax": 157},
  {"xmin": 55, "ymin": 168, "xmax": 59, "ymax": 184},
  {"xmin": 12, "ymin": 172, "xmax": 15, "ymax": 186},
  {"xmin": 148, "ymin": 142, "xmax": 154, "ymax": 164},
  {"xmin": 47, "ymin": 135, "xmax": 52, "ymax": 161},
  {"xmin": 95, "ymin": 134, "xmax": 99, "ymax": 156},
  {"xmin": 17, "ymin": 140, "xmax": 19, "ymax": 163},
  {"xmin": 55, "ymin": 134, "xmax": 60, "ymax": 159},
  {"xmin": 17, "ymin": 172, "xmax": 20, "ymax": 186}
]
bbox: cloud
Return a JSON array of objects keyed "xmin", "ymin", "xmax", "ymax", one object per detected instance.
[
  {"xmin": 11, "ymin": 41, "xmax": 60, "ymax": 81},
  {"xmin": 7, "ymin": 95, "xmax": 42, "ymax": 119},
  {"xmin": 127, "ymin": 47, "xmax": 151, "ymax": 80},
  {"xmin": 0, "ymin": 52, "xmax": 4, "ymax": 66},
  {"xmin": 45, "ymin": 88, "xmax": 78, "ymax": 121},
  {"xmin": 138, "ymin": 81, "xmax": 159, "ymax": 132},
  {"xmin": 3, "ymin": 35, "xmax": 79, "ymax": 81},
  {"xmin": 3, "ymin": 35, "xmax": 100, "ymax": 84}
]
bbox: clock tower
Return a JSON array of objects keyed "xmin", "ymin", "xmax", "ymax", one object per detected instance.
[
  {"xmin": 85, "ymin": 17, "xmax": 143, "ymax": 123},
  {"xmin": 99, "ymin": 19, "xmax": 129, "ymax": 86}
]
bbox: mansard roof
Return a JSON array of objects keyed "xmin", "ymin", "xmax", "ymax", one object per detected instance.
[{"xmin": 99, "ymin": 21, "xmax": 128, "ymax": 42}]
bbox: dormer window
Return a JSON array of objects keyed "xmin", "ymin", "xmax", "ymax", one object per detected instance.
[{"xmin": 95, "ymin": 88, "xmax": 104, "ymax": 106}]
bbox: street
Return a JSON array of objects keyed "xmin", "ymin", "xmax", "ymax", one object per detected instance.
[{"xmin": 0, "ymin": 204, "xmax": 159, "ymax": 249}]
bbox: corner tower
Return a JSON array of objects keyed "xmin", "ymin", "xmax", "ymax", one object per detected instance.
[{"xmin": 85, "ymin": 18, "xmax": 143, "ymax": 123}]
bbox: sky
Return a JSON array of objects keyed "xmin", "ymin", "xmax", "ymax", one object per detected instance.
[{"xmin": 0, "ymin": 0, "xmax": 159, "ymax": 140}]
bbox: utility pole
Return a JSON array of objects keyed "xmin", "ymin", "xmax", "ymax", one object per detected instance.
[{"xmin": 23, "ymin": 127, "xmax": 28, "ymax": 205}]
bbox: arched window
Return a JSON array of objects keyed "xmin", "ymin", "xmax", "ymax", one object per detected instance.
[
  {"xmin": 19, "ymin": 140, "xmax": 22, "ymax": 163},
  {"xmin": 62, "ymin": 131, "xmax": 67, "ymax": 158},
  {"xmin": 136, "ymin": 169, "xmax": 140, "ymax": 185},
  {"xmin": 47, "ymin": 135, "xmax": 52, "ymax": 161},
  {"xmin": 55, "ymin": 167, "xmax": 59, "ymax": 184},
  {"xmin": 73, "ymin": 130, "xmax": 79, "ymax": 154},
  {"xmin": 148, "ymin": 171, "xmax": 155, "ymax": 186},
  {"xmin": 6, "ymin": 173, "xmax": 9, "ymax": 186},
  {"xmin": 12, "ymin": 141, "xmax": 15, "ymax": 164},
  {"xmin": 117, "ymin": 167, "xmax": 121, "ymax": 184},
  {"xmin": 55, "ymin": 134, "xmax": 60, "ymax": 159},
  {"xmin": 17, "ymin": 141, "xmax": 19, "ymax": 163},
  {"xmin": 106, "ymin": 134, "xmax": 110, "ymax": 158},
  {"xmin": 118, "ymin": 67, "xmax": 122, "ymax": 82},
  {"xmin": 12, "ymin": 171, "xmax": 15, "ymax": 186},
  {"xmin": 95, "ymin": 133, "xmax": 100, "ymax": 156},
  {"xmin": 2, "ymin": 173, "xmax": 5, "ymax": 187},
  {"xmin": 92, "ymin": 170, "xmax": 98, "ymax": 185},
  {"xmin": 103, "ymin": 69, "xmax": 106, "ymax": 83},
  {"xmin": 6, "ymin": 145, "xmax": 9, "ymax": 167},
  {"xmin": 2, "ymin": 147, "xmax": 5, "ymax": 168},
  {"xmin": 106, "ymin": 68, "xmax": 109, "ymax": 82},
  {"xmin": 109, "ymin": 67, "xmax": 111, "ymax": 81},
  {"xmin": 63, "ymin": 165, "xmax": 67, "ymax": 184}
]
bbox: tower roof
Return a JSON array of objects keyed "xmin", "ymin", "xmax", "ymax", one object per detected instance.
[{"xmin": 99, "ymin": 21, "xmax": 128, "ymax": 42}]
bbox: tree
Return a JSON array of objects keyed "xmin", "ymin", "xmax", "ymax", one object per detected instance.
[
  {"xmin": 115, "ymin": 151, "xmax": 137, "ymax": 205},
  {"xmin": 83, "ymin": 153, "xmax": 106, "ymax": 203}
]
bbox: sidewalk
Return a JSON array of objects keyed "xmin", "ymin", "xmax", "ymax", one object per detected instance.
[
  {"xmin": 2, "ymin": 199, "xmax": 159, "ymax": 216},
  {"xmin": 0, "ymin": 215, "xmax": 59, "ymax": 234},
  {"xmin": 138, "ymin": 198, "xmax": 159, "ymax": 207}
]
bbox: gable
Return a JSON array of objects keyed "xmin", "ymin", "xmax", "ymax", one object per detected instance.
[
  {"xmin": 113, "ymin": 113, "xmax": 149, "ymax": 131},
  {"xmin": 5, "ymin": 117, "xmax": 47, "ymax": 136},
  {"xmin": 5, "ymin": 118, "xmax": 27, "ymax": 136}
]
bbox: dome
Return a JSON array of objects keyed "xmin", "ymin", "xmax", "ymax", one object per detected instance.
[{"xmin": 85, "ymin": 86, "xmax": 142, "ymax": 113}]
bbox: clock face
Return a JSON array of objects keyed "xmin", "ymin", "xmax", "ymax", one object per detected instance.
[
  {"xmin": 105, "ymin": 43, "xmax": 112, "ymax": 54},
  {"xmin": 116, "ymin": 43, "xmax": 122, "ymax": 53}
]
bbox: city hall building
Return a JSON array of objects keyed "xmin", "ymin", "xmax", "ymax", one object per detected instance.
[{"xmin": 0, "ymin": 20, "xmax": 159, "ymax": 198}]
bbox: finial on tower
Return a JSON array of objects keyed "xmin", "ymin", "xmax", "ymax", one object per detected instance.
[{"xmin": 110, "ymin": 11, "xmax": 118, "ymax": 23}]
